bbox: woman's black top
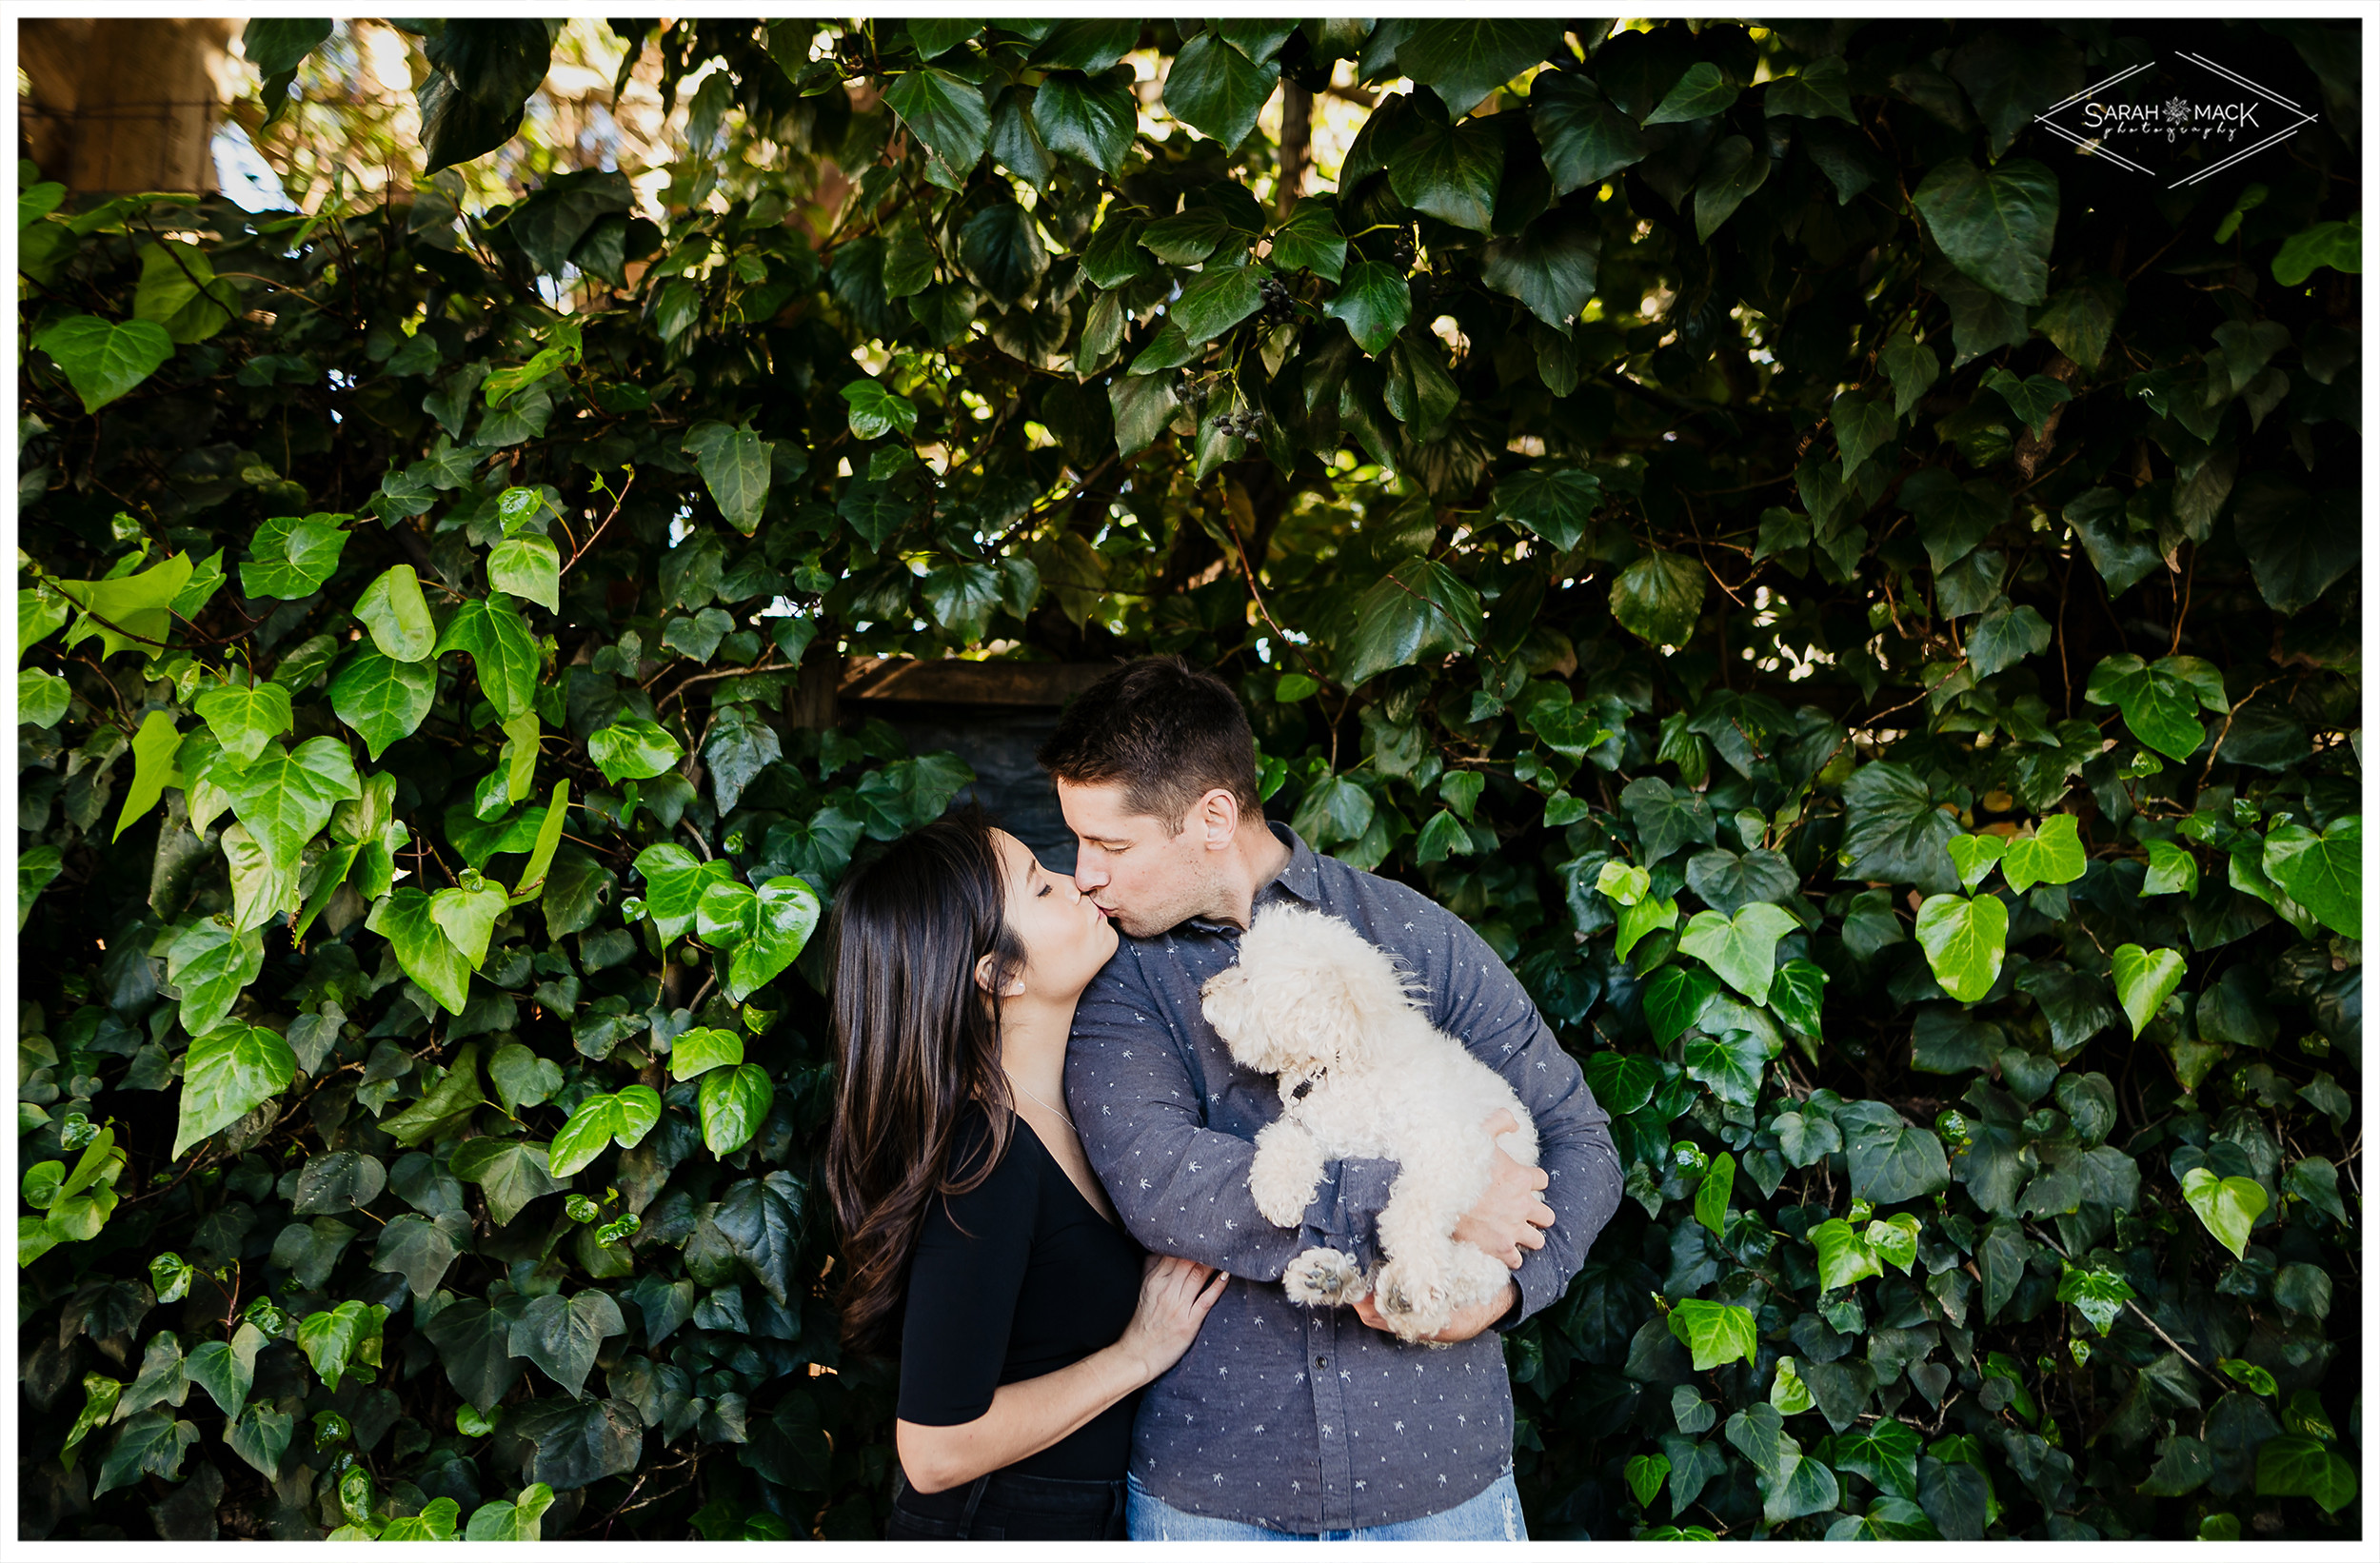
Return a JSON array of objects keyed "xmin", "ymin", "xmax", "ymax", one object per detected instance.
[{"xmin": 895, "ymin": 1108, "xmax": 1145, "ymax": 1495}]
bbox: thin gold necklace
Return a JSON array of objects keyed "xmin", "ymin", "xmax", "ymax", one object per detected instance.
[{"xmin": 1012, "ymin": 1079, "xmax": 1077, "ymax": 1132}]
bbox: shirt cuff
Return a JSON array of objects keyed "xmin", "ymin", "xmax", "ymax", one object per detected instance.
[{"xmin": 1306, "ymin": 1156, "xmax": 1398, "ymax": 1274}]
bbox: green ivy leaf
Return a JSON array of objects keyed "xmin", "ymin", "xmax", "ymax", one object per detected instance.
[
  {"xmin": 1914, "ymin": 891, "xmax": 2009, "ymax": 1003},
  {"xmin": 1999, "ymin": 815, "xmax": 2086, "ymax": 894},
  {"xmin": 694, "ymin": 876, "xmax": 823, "ymax": 1002},
  {"xmin": 465, "ymin": 1482, "xmax": 557, "ymax": 1542},
  {"xmin": 1694, "ymin": 135, "xmax": 1769, "ymax": 243},
  {"xmin": 1490, "ymin": 466, "xmax": 1602, "ymax": 553},
  {"xmin": 2178, "ymin": 1166, "xmax": 2269, "ymax": 1260},
  {"xmin": 1324, "ymin": 260, "xmax": 1413, "ymax": 357},
  {"xmin": 700, "ymin": 1062, "xmax": 776, "ymax": 1156},
  {"xmin": 2054, "ymin": 1263, "xmax": 2134, "ymax": 1335},
  {"xmin": 589, "ymin": 716, "xmax": 684, "ymax": 784},
  {"xmin": 1171, "ymin": 263, "xmax": 1269, "ymax": 346},
  {"xmin": 436, "ymin": 593, "xmax": 539, "ymax": 720},
  {"xmin": 1667, "ymin": 1297, "xmax": 1757, "ymax": 1370},
  {"xmin": 883, "ymin": 68, "xmax": 993, "ymax": 183},
  {"xmin": 1482, "ymin": 207, "xmax": 1601, "ymax": 331},
  {"xmin": 367, "ymin": 887, "xmax": 476, "ymax": 1015},
  {"xmin": 1835, "ymin": 1101, "xmax": 1951, "ymax": 1206},
  {"xmin": 1616, "ymin": 894, "xmax": 1679, "ymax": 961},
  {"xmin": 1610, "ymin": 549, "xmax": 1706, "ymax": 648},
  {"xmin": 1030, "ymin": 70, "xmax": 1137, "ymax": 175},
  {"xmin": 51, "ymin": 551, "xmax": 193, "ymax": 661},
  {"xmin": 1387, "ymin": 115, "xmax": 1504, "ymax": 234},
  {"xmin": 173, "ymin": 1023, "xmax": 298, "ymax": 1158},
  {"xmin": 1529, "ymin": 70, "xmax": 1646, "ymax": 193},
  {"xmin": 669, "ymin": 1027, "xmax": 744, "ymax": 1081},
  {"xmin": 1943, "ymin": 833, "xmax": 2006, "ymax": 892},
  {"xmin": 91, "ymin": 1407, "xmax": 199, "ymax": 1498},
  {"xmin": 238, "ymin": 514, "xmax": 349, "ymax": 601},
  {"xmin": 547, "ymin": 1085, "xmax": 664, "ymax": 1178},
  {"xmin": 1643, "ymin": 964, "xmax": 1717, "ymax": 1047},
  {"xmin": 2254, "ymin": 1434, "xmax": 2358, "ymax": 1514},
  {"xmin": 1677, "ymin": 902, "xmax": 1799, "ymax": 1006},
  {"xmin": 509, "ymin": 1290, "xmax": 625, "ymax": 1397},
  {"xmin": 219, "ymin": 736, "xmax": 363, "ymax": 875},
  {"xmin": 452, "ymin": 1138, "xmax": 564, "ymax": 1226},
  {"xmin": 1394, "ymin": 20, "xmax": 1560, "ymax": 118},
  {"xmin": 1161, "ymin": 31, "xmax": 1278, "ymax": 151},
  {"xmin": 34, "ymin": 314, "xmax": 176, "ymax": 413},
  {"xmin": 487, "ymin": 534, "xmax": 562, "ymax": 613},
  {"xmin": 838, "ymin": 381, "xmax": 918, "ymax": 442},
  {"xmin": 679, "ymin": 419, "xmax": 774, "ymax": 534},
  {"xmin": 2084, "ymin": 653, "xmax": 2223, "ymax": 762},
  {"xmin": 194, "ymin": 680, "xmax": 293, "ymax": 765},
  {"xmin": 1768, "ymin": 960, "xmax": 1828, "ymax": 1040},
  {"xmin": 2270, "ymin": 217, "xmax": 2360, "ymax": 288},
  {"xmin": 630, "ymin": 843, "xmax": 736, "ymax": 941},
  {"xmin": 1337, "ymin": 559, "xmax": 1483, "ymax": 687},
  {"xmin": 1811, "ymin": 1217, "xmax": 1885, "ymax": 1290},
  {"xmin": 2260, "ymin": 818, "xmax": 2359, "ymax": 939},
  {"xmin": 328, "ymin": 650, "xmax": 436, "ymax": 760},
  {"xmin": 1694, "ymin": 1151, "xmax": 1735, "ymax": 1237},
  {"xmin": 352, "ymin": 563, "xmax": 437, "ymax": 662},
  {"xmin": 2110, "ymin": 942, "xmax": 2187, "ymax": 1039},
  {"xmin": 1268, "ymin": 198, "xmax": 1346, "ymax": 283},
  {"xmin": 1644, "ymin": 62, "xmax": 1739, "ymax": 126},
  {"xmin": 1912, "ymin": 156, "xmax": 2058, "ymax": 306}
]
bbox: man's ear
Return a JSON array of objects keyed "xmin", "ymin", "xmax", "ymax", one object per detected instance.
[{"xmin": 1196, "ymin": 786, "xmax": 1240, "ymax": 849}]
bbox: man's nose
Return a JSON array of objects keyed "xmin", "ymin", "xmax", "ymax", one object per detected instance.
[{"xmin": 1074, "ymin": 855, "xmax": 1107, "ymax": 893}]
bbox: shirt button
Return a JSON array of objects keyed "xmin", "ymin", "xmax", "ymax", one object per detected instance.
[{"xmin": 1316, "ymin": 1356, "xmax": 1328, "ymax": 1369}]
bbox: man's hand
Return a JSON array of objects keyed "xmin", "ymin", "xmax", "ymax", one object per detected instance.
[
  {"xmin": 1453, "ymin": 1110, "xmax": 1554, "ymax": 1267},
  {"xmin": 1352, "ymin": 1279, "xmax": 1517, "ymax": 1344}
]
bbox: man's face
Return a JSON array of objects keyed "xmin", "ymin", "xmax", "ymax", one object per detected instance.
[{"xmin": 1057, "ymin": 779, "xmax": 1223, "ymax": 939}]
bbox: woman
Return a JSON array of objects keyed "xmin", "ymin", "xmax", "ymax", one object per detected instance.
[{"xmin": 824, "ymin": 814, "xmax": 1228, "ymax": 1540}]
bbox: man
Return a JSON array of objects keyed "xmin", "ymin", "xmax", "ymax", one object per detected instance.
[{"xmin": 1042, "ymin": 657, "xmax": 1621, "ymax": 1540}]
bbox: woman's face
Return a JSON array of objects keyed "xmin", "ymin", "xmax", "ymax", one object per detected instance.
[{"xmin": 987, "ymin": 829, "xmax": 1118, "ymax": 1002}]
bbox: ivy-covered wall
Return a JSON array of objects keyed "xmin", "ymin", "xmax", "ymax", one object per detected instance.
[{"xmin": 16, "ymin": 17, "xmax": 2362, "ymax": 1542}]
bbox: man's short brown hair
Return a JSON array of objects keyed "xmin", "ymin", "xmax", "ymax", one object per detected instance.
[{"xmin": 1037, "ymin": 657, "xmax": 1261, "ymax": 833}]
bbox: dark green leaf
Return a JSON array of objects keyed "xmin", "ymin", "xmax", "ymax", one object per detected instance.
[
  {"xmin": 1396, "ymin": 21, "xmax": 1560, "ymax": 118},
  {"xmin": 883, "ymin": 68, "xmax": 993, "ymax": 184},
  {"xmin": 1483, "ymin": 206, "xmax": 1601, "ymax": 330},
  {"xmin": 1324, "ymin": 260, "xmax": 1412, "ymax": 357},
  {"xmin": 1162, "ymin": 32, "xmax": 1279, "ymax": 151},
  {"xmin": 1387, "ymin": 115, "xmax": 1504, "ymax": 233},
  {"xmin": 417, "ymin": 21, "xmax": 553, "ymax": 173},
  {"xmin": 1530, "ymin": 70, "xmax": 1647, "ymax": 193},
  {"xmin": 1610, "ymin": 549, "xmax": 1705, "ymax": 647},
  {"xmin": 1913, "ymin": 156, "xmax": 2058, "ymax": 306}
]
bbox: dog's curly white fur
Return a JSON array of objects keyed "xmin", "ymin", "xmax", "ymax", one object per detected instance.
[{"xmin": 1202, "ymin": 903, "xmax": 1539, "ymax": 1342}]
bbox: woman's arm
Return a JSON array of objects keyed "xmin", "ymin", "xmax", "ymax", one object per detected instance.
[{"xmin": 897, "ymin": 1256, "xmax": 1224, "ymax": 1494}]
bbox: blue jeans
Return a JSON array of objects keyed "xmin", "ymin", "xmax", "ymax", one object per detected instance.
[{"xmin": 1126, "ymin": 1469, "xmax": 1528, "ymax": 1541}]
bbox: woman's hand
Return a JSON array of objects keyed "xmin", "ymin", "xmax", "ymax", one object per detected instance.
[{"xmin": 1114, "ymin": 1254, "xmax": 1229, "ymax": 1385}]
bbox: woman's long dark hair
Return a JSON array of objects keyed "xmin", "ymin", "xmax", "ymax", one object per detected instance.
[{"xmin": 823, "ymin": 813, "xmax": 1026, "ymax": 1355}]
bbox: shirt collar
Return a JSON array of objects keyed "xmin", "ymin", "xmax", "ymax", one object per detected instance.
[{"xmin": 1184, "ymin": 821, "xmax": 1319, "ymax": 936}]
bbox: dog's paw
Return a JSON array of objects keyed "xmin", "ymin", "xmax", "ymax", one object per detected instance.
[
  {"xmin": 1282, "ymin": 1247, "xmax": 1366, "ymax": 1308},
  {"xmin": 1248, "ymin": 1156, "xmax": 1318, "ymax": 1228},
  {"xmin": 1374, "ymin": 1260, "xmax": 1455, "ymax": 1341}
]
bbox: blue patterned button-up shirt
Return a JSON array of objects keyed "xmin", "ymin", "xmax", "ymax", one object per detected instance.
[{"xmin": 1064, "ymin": 823, "xmax": 1622, "ymax": 1532}]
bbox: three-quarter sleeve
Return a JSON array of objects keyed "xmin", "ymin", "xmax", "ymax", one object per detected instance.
[{"xmin": 895, "ymin": 1123, "xmax": 1039, "ymax": 1427}]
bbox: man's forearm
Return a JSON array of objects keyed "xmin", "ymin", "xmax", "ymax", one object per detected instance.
[
  {"xmin": 1090, "ymin": 1115, "xmax": 1379, "ymax": 1281},
  {"xmin": 1504, "ymin": 1090, "xmax": 1624, "ymax": 1322}
]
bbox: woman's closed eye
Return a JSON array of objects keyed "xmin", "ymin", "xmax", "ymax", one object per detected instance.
[{"xmin": 1037, "ymin": 884, "xmax": 1052, "ymax": 898}]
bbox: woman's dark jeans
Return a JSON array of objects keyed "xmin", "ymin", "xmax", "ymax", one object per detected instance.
[{"xmin": 886, "ymin": 1469, "xmax": 1129, "ymax": 1541}]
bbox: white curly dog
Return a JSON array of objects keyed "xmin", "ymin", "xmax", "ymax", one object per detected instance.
[{"xmin": 1200, "ymin": 902, "xmax": 1540, "ymax": 1343}]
